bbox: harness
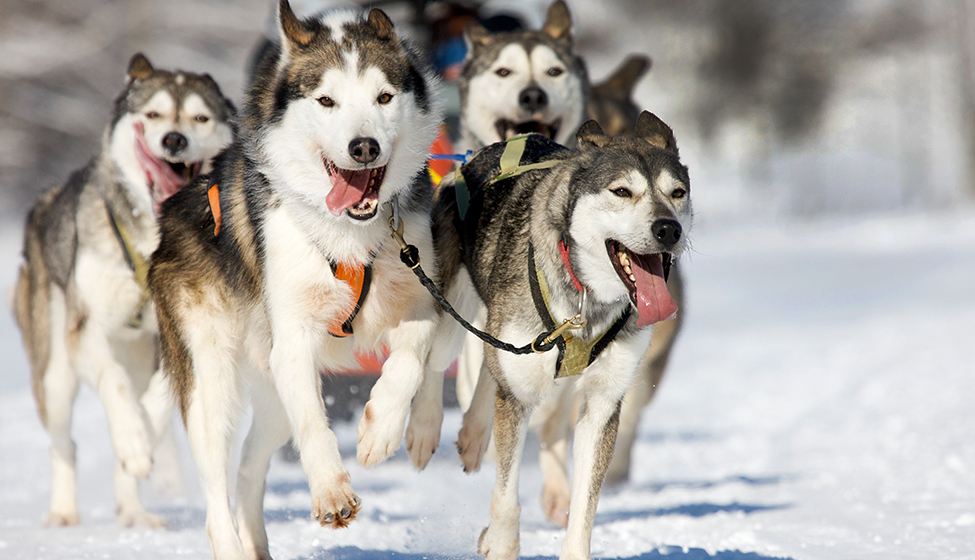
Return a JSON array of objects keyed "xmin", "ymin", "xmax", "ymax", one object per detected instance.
[
  {"xmin": 106, "ymin": 203, "xmax": 150, "ymax": 328},
  {"xmin": 389, "ymin": 133, "xmax": 629, "ymax": 377},
  {"xmin": 206, "ymin": 181, "xmax": 370, "ymax": 338}
]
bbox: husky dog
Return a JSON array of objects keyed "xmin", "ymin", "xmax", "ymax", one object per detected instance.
[
  {"xmin": 11, "ymin": 54, "xmax": 234, "ymax": 527},
  {"xmin": 147, "ymin": 2, "xmax": 443, "ymax": 558},
  {"xmin": 457, "ymin": 0, "xmax": 587, "ymax": 152},
  {"xmin": 448, "ymin": 0, "xmax": 685, "ymax": 527},
  {"xmin": 431, "ymin": 113, "xmax": 691, "ymax": 560}
]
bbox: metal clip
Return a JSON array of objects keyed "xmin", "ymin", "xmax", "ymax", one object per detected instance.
[{"xmin": 388, "ymin": 215, "xmax": 408, "ymax": 252}]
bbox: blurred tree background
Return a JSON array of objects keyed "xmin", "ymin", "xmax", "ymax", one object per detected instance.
[{"xmin": 1, "ymin": 0, "xmax": 972, "ymax": 223}]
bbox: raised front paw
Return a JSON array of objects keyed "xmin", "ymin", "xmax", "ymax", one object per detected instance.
[
  {"xmin": 356, "ymin": 401, "xmax": 405, "ymax": 467},
  {"xmin": 542, "ymin": 483, "xmax": 570, "ymax": 528},
  {"xmin": 112, "ymin": 422, "xmax": 153, "ymax": 479},
  {"xmin": 406, "ymin": 406, "xmax": 443, "ymax": 470},
  {"xmin": 456, "ymin": 415, "xmax": 491, "ymax": 473},
  {"xmin": 310, "ymin": 474, "xmax": 361, "ymax": 529}
]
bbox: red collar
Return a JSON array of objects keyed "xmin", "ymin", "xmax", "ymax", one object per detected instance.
[{"xmin": 558, "ymin": 235, "xmax": 585, "ymax": 292}]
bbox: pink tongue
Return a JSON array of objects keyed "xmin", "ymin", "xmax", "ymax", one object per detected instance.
[
  {"xmin": 325, "ymin": 167, "xmax": 372, "ymax": 216},
  {"xmin": 629, "ymin": 251, "xmax": 677, "ymax": 328},
  {"xmin": 132, "ymin": 122, "xmax": 190, "ymax": 207}
]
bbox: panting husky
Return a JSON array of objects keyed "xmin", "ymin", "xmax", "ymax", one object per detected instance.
[
  {"xmin": 12, "ymin": 53, "xmax": 234, "ymax": 527},
  {"xmin": 447, "ymin": 0, "xmax": 686, "ymax": 528},
  {"xmin": 147, "ymin": 2, "xmax": 443, "ymax": 558},
  {"xmin": 430, "ymin": 113, "xmax": 692, "ymax": 560}
]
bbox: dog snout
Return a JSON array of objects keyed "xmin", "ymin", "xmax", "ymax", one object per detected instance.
[
  {"xmin": 349, "ymin": 137, "xmax": 381, "ymax": 165},
  {"xmin": 651, "ymin": 219, "xmax": 682, "ymax": 248},
  {"xmin": 162, "ymin": 132, "xmax": 188, "ymax": 155},
  {"xmin": 518, "ymin": 87, "xmax": 548, "ymax": 113}
]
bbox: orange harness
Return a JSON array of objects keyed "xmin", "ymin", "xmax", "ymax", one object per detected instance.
[{"xmin": 207, "ymin": 182, "xmax": 371, "ymax": 338}]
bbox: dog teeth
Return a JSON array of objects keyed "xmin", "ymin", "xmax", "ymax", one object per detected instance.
[
  {"xmin": 624, "ymin": 264, "xmax": 632, "ymax": 275},
  {"xmin": 618, "ymin": 251, "xmax": 630, "ymax": 267},
  {"xmin": 628, "ymin": 273, "xmax": 636, "ymax": 282}
]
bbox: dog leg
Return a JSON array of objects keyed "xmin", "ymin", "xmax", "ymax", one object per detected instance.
[
  {"xmin": 457, "ymin": 359, "xmax": 495, "ymax": 473},
  {"xmin": 182, "ymin": 343, "xmax": 247, "ymax": 560},
  {"xmin": 41, "ymin": 300, "xmax": 80, "ymax": 526},
  {"xmin": 559, "ymin": 388, "xmax": 623, "ymax": 560},
  {"xmin": 236, "ymin": 377, "xmax": 292, "ymax": 560},
  {"xmin": 477, "ymin": 384, "xmax": 530, "ymax": 560},
  {"xmin": 405, "ymin": 363, "xmax": 444, "ymax": 470},
  {"xmin": 357, "ymin": 312, "xmax": 438, "ymax": 467},
  {"xmin": 538, "ymin": 383, "xmax": 574, "ymax": 528},
  {"xmin": 269, "ymin": 338, "xmax": 360, "ymax": 528},
  {"xmin": 74, "ymin": 326, "xmax": 153, "ymax": 479},
  {"xmin": 141, "ymin": 367, "xmax": 184, "ymax": 495}
]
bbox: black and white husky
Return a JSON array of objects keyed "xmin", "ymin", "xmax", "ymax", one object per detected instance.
[
  {"xmin": 451, "ymin": 0, "xmax": 685, "ymax": 528},
  {"xmin": 12, "ymin": 54, "xmax": 234, "ymax": 527},
  {"xmin": 147, "ymin": 2, "xmax": 443, "ymax": 558},
  {"xmin": 431, "ymin": 113, "xmax": 691, "ymax": 560}
]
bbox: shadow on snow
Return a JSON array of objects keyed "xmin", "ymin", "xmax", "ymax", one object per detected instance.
[{"xmin": 296, "ymin": 546, "xmax": 793, "ymax": 560}]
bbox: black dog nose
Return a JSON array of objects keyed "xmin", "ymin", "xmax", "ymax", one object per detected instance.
[
  {"xmin": 162, "ymin": 132, "xmax": 187, "ymax": 154},
  {"xmin": 518, "ymin": 87, "xmax": 548, "ymax": 113},
  {"xmin": 349, "ymin": 137, "xmax": 381, "ymax": 164},
  {"xmin": 651, "ymin": 219, "xmax": 682, "ymax": 247}
]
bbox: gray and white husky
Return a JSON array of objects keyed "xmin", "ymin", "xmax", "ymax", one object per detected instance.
[
  {"xmin": 147, "ymin": 2, "xmax": 443, "ymax": 558},
  {"xmin": 451, "ymin": 0, "xmax": 685, "ymax": 528},
  {"xmin": 12, "ymin": 53, "xmax": 234, "ymax": 527},
  {"xmin": 431, "ymin": 113, "xmax": 691, "ymax": 560}
]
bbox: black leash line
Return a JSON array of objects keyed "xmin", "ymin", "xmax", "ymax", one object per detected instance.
[{"xmin": 387, "ymin": 216, "xmax": 584, "ymax": 356}]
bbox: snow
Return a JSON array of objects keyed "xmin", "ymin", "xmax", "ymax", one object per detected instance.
[{"xmin": 2, "ymin": 207, "xmax": 974, "ymax": 560}]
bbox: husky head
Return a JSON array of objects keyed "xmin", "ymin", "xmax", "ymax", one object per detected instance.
[
  {"xmin": 250, "ymin": 0, "xmax": 443, "ymax": 223},
  {"xmin": 560, "ymin": 111, "xmax": 691, "ymax": 328},
  {"xmin": 459, "ymin": 0, "xmax": 587, "ymax": 150},
  {"xmin": 110, "ymin": 53, "xmax": 235, "ymax": 213}
]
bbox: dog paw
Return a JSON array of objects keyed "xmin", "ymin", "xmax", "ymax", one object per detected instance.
[
  {"xmin": 117, "ymin": 508, "xmax": 166, "ymax": 529},
  {"xmin": 44, "ymin": 511, "xmax": 80, "ymax": 527},
  {"xmin": 356, "ymin": 401, "xmax": 404, "ymax": 467},
  {"xmin": 405, "ymin": 408, "xmax": 442, "ymax": 470},
  {"xmin": 541, "ymin": 485, "xmax": 570, "ymax": 528},
  {"xmin": 456, "ymin": 419, "xmax": 491, "ymax": 473},
  {"xmin": 310, "ymin": 471, "xmax": 361, "ymax": 528},
  {"xmin": 477, "ymin": 525, "xmax": 519, "ymax": 560},
  {"xmin": 113, "ymin": 424, "xmax": 154, "ymax": 479}
]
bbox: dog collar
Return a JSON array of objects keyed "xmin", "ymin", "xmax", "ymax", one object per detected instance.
[
  {"xmin": 558, "ymin": 234, "xmax": 585, "ymax": 293},
  {"xmin": 528, "ymin": 242, "xmax": 630, "ymax": 379}
]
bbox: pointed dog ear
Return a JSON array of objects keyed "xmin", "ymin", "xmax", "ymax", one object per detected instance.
[
  {"xmin": 127, "ymin": 53, "xmax": 154, "ymax": 83},
  {"xmin": 464, "ymin": 20, "xmax": 493, "ymax": 53},
  {"xmin": 541, "ymin": 0, "xmax": 573, "ymax": 46},
  {"xmin": 635, "ymin": 111, "xmax": 677, "ymax": 152},
  {"xmin": 577, "ymin": 120, "xmax": 610, "ymax": 149},
  {"xmin": 603, "ymin": 55, "xmax": 651, "ymax": 97},
  {"xmin": 278, "ymin": 0, "xmax": 316, "ymax": 48},
  {"xmin": 367, "ymin": 8, "xmax": 395, "ymax": 40}
]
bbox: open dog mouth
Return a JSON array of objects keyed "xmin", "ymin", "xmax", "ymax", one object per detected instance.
[
  {"xmin": 133, "ymin": 122, "xmax": 201, "ymax": 209},
  {"xmin": 494, "ymin": 118, "xmax": 561, "ymax": 140},
  {"xmin": 324, "ymin": 158, "xmax": 387, "ymax": 220},
  {"xmin": 606, "ymin": 239, "xmax": 677, "ymax": 328}
]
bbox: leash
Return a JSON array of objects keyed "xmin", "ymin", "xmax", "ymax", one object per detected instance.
[{"xmin": 387, "ymin": 208, "xmax": 586, "ymax": 356}]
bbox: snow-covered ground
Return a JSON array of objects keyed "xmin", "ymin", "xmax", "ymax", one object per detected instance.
[{"xmin": 2, "ymin": 207, "xmax": 974, "ymax": 560}]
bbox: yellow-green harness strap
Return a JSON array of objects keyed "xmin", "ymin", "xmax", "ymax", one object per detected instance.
[
  {"xmin": 107, "ymin": 209, "xmax": 151, "ymax": 328},
  {"xmin": 490, "ymin": 134, "xmax": 561, "ymax": 185}
]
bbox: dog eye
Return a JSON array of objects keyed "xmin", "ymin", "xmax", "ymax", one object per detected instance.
[
  {"xmin": 377, "ymin": 92, "xmax": 394, "ymax": 104},
  {"xmin": 495, "ymin": 68, "xmax": 511, "ymax": 77},
  {"xmin": 195, "ymin": 115, "xmax": 209, "ymax": 123},
  {"xmin": 318, "ymin": 96, "xmax": 335, "ymax": 108},
  {"xmin": 612, "ymin": 187, "xmax": 632, "ymax": 198},
  {"xmin": 671, "ymin": 187, "xmax": 687, "ymax": 199},
  {"xmin": 146, "ymin": 111, "xmax": 160, "ymax": 119},
  {"xmin": 547, "ymin": 67, "xmax": 564, "ymax": 77}
]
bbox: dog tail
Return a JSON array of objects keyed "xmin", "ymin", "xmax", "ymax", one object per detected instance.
[{"xmin": 14, "ymin": 207, "xmax": 54, "ymax": 428}]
